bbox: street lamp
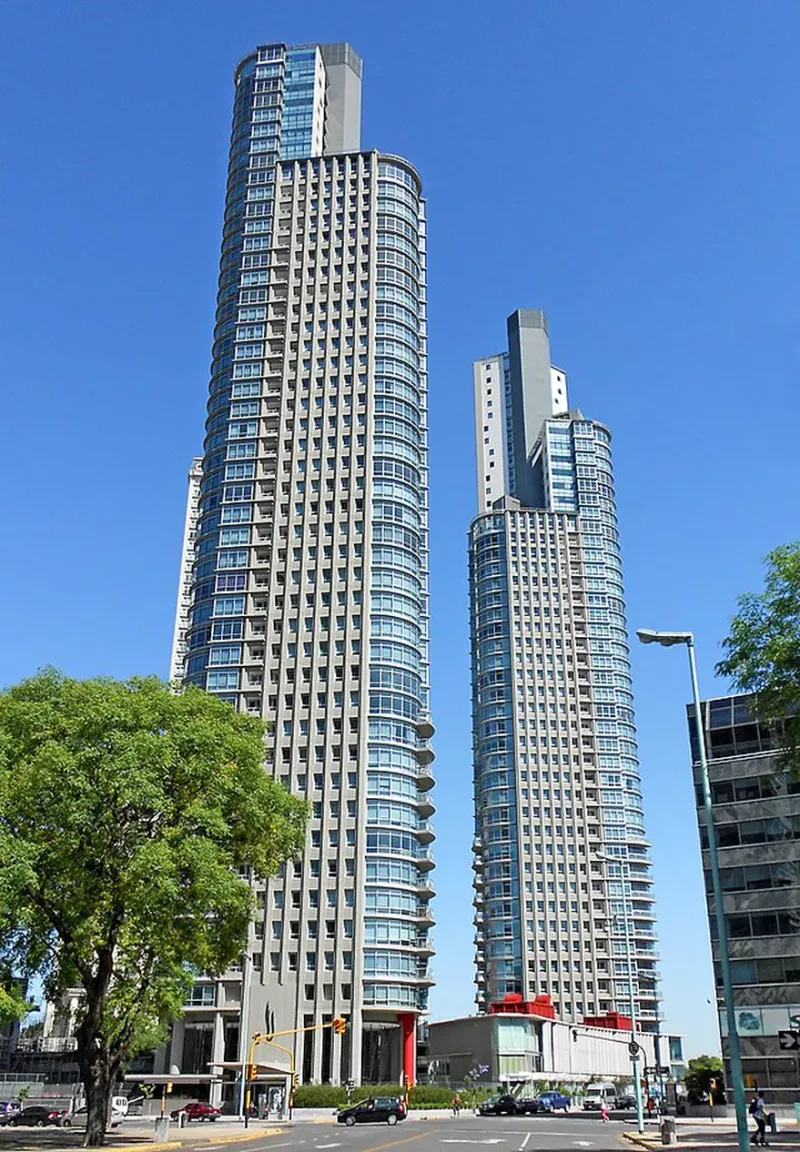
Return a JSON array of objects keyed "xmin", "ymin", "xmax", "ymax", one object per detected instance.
[
  {"xmin": 596, "ymin": 850, "xmax": 645, "ymax": 1135},
  {"xmin": 637, "ymin": 628, "xmax": 750, "ymax": 1152}
]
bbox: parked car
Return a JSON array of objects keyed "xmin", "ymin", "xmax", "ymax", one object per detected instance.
[
  {"xmin": 169, "ymin": 1101, "xmax": 222, "ymax": 1122},
  {"xmin": 583, "ymin": 1083, "xmax": 617, "ymax": 1111},
  {"xmin": 615, "ymin": 1095, "xmax": 637, "ymax": 1111},
  {"xmin": 513, "ymin": 1097, "xmax": 543, "ymax": 1115},
  {"xmin": 337, "ymin": 1096, "xmax": 407, "ymax": 1126},
  {"xmin": 0, "ymin": 1103, "xmax": 21, "ymax": 1125},
  {"xmin": 61, "ymin": 1106, "xmax": 124, "ymax": 1129},
  {"xmin": 478, "ymin": 1094, "xmax": 519, "ymax": 1116},
  {"xmin": 536, "ymin": 1091, "xmax": 571, "ymax": 1113},
  {"xmin": 7, "ymin": 1106, "xmax": 67, "ymax": 1127}
]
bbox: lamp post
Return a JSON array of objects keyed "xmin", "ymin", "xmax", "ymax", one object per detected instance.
[
  {"xmin": 596, "ymin": 850, "xmax": 645, "ymax": 1134},
  {"xmin": 636, "ymin": 629, "xmax": 750, "ymax": 1152}
]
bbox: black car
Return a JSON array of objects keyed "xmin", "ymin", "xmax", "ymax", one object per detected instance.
[
  {"xmin": 513, "ymin": 1097, "xmax": 542, "ymax": 1115},
  {"xmin": 479, "ymin": 1094, "xmax": 519, "ymax": 1116},
  {"xmin": 337, "ymin": 1096, "xmax": 407, "ymax": 1126},
  {"xmin": 615, "ymin": 1095, "xmax": 637, "ymax": 1110},
  {"xmin": 8, "ymin": 1106, "xmax": 66, "ymax": 1127}
]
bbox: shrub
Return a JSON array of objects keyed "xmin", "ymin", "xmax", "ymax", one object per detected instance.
[{"xmin": 292, "ymin": 1081, "xmax": 488, "ymax": 1110}]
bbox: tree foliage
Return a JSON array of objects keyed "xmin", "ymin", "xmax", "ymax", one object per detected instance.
[
  {"xmin": 684, "ymin": 1054, "xmax": 725, "ymax": 1104},
  {"xmin": 717, "ymin": 542, "xmax": 800, "ymax": 775},
  {"xmin": 0, "ymin": 670, "xmax": 307, "ymax": 1145}
]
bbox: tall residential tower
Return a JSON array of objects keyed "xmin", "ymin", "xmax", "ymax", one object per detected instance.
[
  {"xmin": 469, "ymin": 311, "xmax": 659, "ymax": 1030},
  {"xmin": 171, "ymin": 42, "xmax": 434, "ymax": 1096}
]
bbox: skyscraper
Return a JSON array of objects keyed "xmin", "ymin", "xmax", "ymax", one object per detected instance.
[
  {"xmin": 469, "ymin": 311, "xmax": 659, "ymax": 1031},
  {"xmin": 170, "ymin": 42, "xmax": 434, "ymax": 1095}
]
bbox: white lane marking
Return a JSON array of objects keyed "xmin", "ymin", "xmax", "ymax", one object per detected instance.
[
  {"xmin": 441, "ymin": 1141, "xmax": 506, "ymax": 1145},
  {"xmin": 520, "ymin": 1134, "xmax": 532, "ymax": 1151},
  {"xmin": 572, "ymin": 1142, "xmax": 593, "ymax": 1147}
]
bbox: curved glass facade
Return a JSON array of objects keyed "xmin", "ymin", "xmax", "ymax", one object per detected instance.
[
  {"xmin": 364, "ymin": 159, "xmax": 433, "ymax": 1014},
  {"xmin": 469, "ymin": 311, "xmax": 658, "ymax": 1029},
  {"xmin": 172, "ymin": 41, "xmax": 434, "ymax": 1087}
]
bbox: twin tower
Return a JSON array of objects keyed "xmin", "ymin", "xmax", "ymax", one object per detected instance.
[{"xmin": 168, "ymin": 42, "xmax": 658, "ymax": 1099}]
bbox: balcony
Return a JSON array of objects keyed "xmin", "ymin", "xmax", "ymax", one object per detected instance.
[
  {"xmin": 415, "ymin": 715, "xmax": 435, "ymax": 741},
  {"xmin": 415, "ymin": 742, "xmax": 435, "ymax": 767},
  {"xmin": 416, "ymin": 848, "xmax": 435, "ymax": 872},
  {"xmin": 417, "ymin": 878, "xmax": 435, "ymax": 899},
  {"xmin": 415, "ymin": 794, "xmax": 435, "ymax": 818},
  {"xmin": 417, "ymin": 763, "xmax": 436, "ymax": 790},
  {"xmin": 415, "ymin": 820, "xmax": 436, "ymax": 845},
  {"xmin": 415, "ymin": 936, "xmax": 435, "ymax": 955}
]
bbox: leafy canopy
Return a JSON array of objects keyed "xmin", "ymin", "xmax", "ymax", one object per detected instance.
[
  {"xmin": 0, "ymin": 669, "xmax": 307, "ymax": 1059},
  {"xmin": 717, "ymin": 542, "xmax": 800, "ymax": 775},
  {"xmin": 684, "ymin": 1055, "xmax": 725, "ymax": 1103}
]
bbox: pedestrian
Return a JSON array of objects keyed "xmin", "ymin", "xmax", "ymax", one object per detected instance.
[
  {"xmin": 600, "ymin": 1103, "xmax": 609, "ymax": 1123},
  {"xmin": 452, "ymin": 1094, "xmax": 462, "ymax": 1118},
  {"xmin": 750, "ymin": 1094, "xmax": 768, "ymax": 1147}
]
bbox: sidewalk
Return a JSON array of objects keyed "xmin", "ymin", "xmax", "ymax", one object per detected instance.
[{"xmin": 623, "ymin": 1117, "xmax": 800, "ymax": 1151}]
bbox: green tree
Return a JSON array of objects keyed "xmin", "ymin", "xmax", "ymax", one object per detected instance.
[
  {"xmin": 0, "ymin": 670, "xmax": 307, "ymax": 1147},
  {"xmin": 684, "ymin": 1055, "xmax": 725, "ymax": 1104},
  {"xmin": 717, "ymin": 542, "xmax": 800, "ymax": 775}
]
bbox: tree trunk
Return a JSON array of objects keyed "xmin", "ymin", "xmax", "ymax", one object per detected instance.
[{"xmin": 81, "ymin": 1051, "xmax": 112, "ymax": 1147}]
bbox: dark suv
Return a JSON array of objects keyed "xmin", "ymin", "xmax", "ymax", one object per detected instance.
[
  {"xmin": 479, "ymin": 1094, "xmax": 519, "ymax": 1116},
  {"xmin": 337, "ymin": 1096, "xmax": 407, "ymax": 1126}
]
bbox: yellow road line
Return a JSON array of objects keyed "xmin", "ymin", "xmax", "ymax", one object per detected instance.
[
  {"xmin": 207, "ymin": 1129, "xmax": 284, "ymax": 1144},
  {"xmin": 360, "ymin": 1130, "xmax": 431, "ymax": 1152}
]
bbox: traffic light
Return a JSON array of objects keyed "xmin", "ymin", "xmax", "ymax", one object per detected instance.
[
  {"xmin": 709, "ymin": 1078, "xmax": 717, "ymax": 1091},
  {"xmin": 332, "ymin": 1016, "xmax": 347, "ymax": 1035},
  {"xmin": 165, "ymin": 1083, "xmax": 173, "ymax": 1094},
  {"xmin": 246, "ymin": 1064, "xmax": 256, "ymax": 1081}
]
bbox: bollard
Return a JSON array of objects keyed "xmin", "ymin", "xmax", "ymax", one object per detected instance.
[
  {"xmin": 153, "ymin": 1117, "xmax": 171, "ymax": 1142},
  {"xmin": 179, "ymin": 1111, "xmax": 187, "ymax": 1129},
  {"xmin": 660, "ymin": 1117, "xmax": 677, "ymax": 1146}
]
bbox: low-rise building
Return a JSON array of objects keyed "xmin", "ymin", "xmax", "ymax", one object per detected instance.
[
  {"xmin": 688, "ymin": 693, "xmax": 800, "ymax": 1107},
  {"xmin": 427, "ymin": 1003, "xmax": 675, "ymax": 1090}
]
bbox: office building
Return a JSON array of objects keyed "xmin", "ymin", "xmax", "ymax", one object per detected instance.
[
  {"xmin": 469, "ymin": 311, "xmax": 659, "ymax": 1030},
  {"xmin": 170, "ymin": 42, "xmax": 434, "ymax": 1096},
  {"xmin": 688, "ymin": 694, "xmax": 800, "ymax": 1106}
]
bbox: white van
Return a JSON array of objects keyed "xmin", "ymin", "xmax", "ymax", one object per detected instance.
[{"xmin": 582, "ymin": 1082, "xmax": 617, "ymax": 1111}]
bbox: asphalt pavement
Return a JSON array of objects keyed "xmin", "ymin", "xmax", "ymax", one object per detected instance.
[{"xmin": 159, "ymin": 1113, "xmax": 638, "ymax": 1152}]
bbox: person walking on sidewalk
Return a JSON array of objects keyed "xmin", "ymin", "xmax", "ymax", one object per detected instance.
[
  {"xmin": 600, "ymin": 1103, "xmax": 610, "ymax": 1123},
  {"xmin": 750, "ymin": 1093, "xmax": 768, "ymax": 1146}
]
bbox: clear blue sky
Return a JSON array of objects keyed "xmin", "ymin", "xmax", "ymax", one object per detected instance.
[{"xmin": 3, "ymin": 0, "xmax": 799, "ymax": 1060}]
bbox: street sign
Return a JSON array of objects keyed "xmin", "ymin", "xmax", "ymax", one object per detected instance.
[
  {"xmin": 645, "ymin": 1065, "xmax": 671, "ymax": 1076},
  {"xmin": 789, "ymin": 1014, "xmax": 800, "ymax": 1029},
  {"xmin": 629, "ymin": 1041, "xmax": 641, "ymax": 1056},
  {"xmin": 778, "ymin": 1030, "xmax": 800, "ymax": 1051}
]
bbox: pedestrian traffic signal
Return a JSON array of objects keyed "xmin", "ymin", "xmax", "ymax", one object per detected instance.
[
  {"xmin": 332, "ymin": 1016, "xmax": 347, "ymax": 1035},
  {"xmin": 709, "ymin": 1078, "xmax": 717, "ymax": 1091}
]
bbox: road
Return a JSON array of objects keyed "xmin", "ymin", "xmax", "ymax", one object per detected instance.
[{"xmin": 173, "ymin": 1114, "xmax": 633, "ymax": 1152}]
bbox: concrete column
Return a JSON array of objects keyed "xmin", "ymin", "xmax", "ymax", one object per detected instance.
[
  {"xmin": 210, "ymin": 1008, "xmax": 225, "ymax": 1106},
  {"xmin": 350, "ymin": 1014, "xmax": 363, "ymax": 1085},
  {"xmin": 399, "ymin": 1014, "xmax": 415, "ymax": 1087}
]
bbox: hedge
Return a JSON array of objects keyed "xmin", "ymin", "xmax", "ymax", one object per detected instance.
[{"xmin": 292, "ymin": 1083, "xmax": 496, "ymax": 1110}]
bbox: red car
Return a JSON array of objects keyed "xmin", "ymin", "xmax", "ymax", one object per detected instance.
[{"xmin": 170, "ymin": 1102, "xmax": 222, "ymax": 1122}]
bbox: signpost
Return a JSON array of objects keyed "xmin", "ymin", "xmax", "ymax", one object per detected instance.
[{"xmin": 778, "ymin": 1031, "xmax": 799, "ymax": 1051}]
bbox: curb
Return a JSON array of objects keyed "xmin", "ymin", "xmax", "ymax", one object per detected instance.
[
  {"xmin": 622, "ymin": 1134, "xmax": 660, "ymax": 1150},
  {"xmin": 111, "ymin": 1144, "xmax": 182, "ymax": 1152},
  {"xmin": 108, "ymin": 1127, "xmax": 283, "ymax": 1150}
]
